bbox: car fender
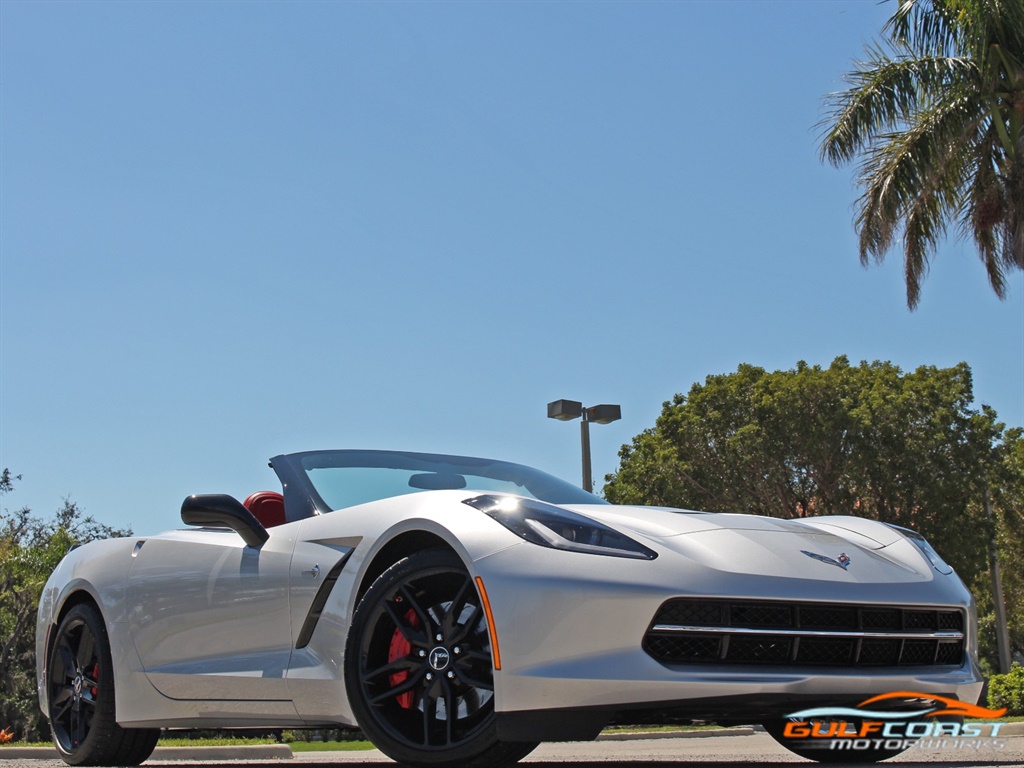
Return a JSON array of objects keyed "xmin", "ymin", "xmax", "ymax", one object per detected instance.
[
  {"xmin": 36, "ymin": 537, "xmax": 142, "ymax": 716},
  {"xmin": 283, "ymin": 497, "xmax": 523, "ymax": 724}
]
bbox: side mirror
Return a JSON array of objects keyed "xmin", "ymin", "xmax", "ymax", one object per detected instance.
[{"xmin": 180, "ymin": 494, "xmax": 269, "ymax": 548}]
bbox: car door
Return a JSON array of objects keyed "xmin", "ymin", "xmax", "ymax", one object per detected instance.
[{"xmin": 126, "ymin": 526, "xmax": 297, "ymax": 701}]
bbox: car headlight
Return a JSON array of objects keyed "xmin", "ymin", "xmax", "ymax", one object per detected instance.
[
  {"xmin": 464, "ymin": 494, "xmax": 657, "ymax": 560},
  {"xmin": 885, "ymin": 524, "xmax": 954, "ymax": 575}
]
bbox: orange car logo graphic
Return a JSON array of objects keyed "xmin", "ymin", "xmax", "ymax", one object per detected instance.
[{"xmin": 857, "ymin": 691, "xmax": 1007, "ymax": 719}]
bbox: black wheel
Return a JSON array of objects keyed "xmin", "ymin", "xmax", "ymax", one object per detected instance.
[
  {"xmin": 345, "ymin": 549, "xmax": 537, "ymax": 768},
  {"xmin": 47, "ymin": 603, "xmax": 160, "ymax": 766},
  {"xmin": 763, "ymin": 719, "xmax": 912, "ymax": 763}
]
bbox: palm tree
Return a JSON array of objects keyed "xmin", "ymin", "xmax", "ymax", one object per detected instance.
[{"xmin": 820, "ymin": 0, "xmax": 1024, "ymax": 309}]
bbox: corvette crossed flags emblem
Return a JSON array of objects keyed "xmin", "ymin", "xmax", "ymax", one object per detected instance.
[{"xmin": 801, "ymin": 550, "xmax": 852, "ymax": 571}]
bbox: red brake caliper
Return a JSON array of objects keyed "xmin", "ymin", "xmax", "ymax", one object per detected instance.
[
  {"xmin": 388, "ymin": 609, "xmax": 421, "ymax": 709},
  {"xmin": 90, "ymin": 664, "xmax": 99, "ymax": 697}
]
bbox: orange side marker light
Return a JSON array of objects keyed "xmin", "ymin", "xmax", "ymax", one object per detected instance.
[{"xmin": 474, "ymin": 576, "xmax": 502, "ymax": 671}]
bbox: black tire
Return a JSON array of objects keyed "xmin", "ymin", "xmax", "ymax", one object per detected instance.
[
  {"xmin": 345, "ymin": 549, "xmax": 537, "ymax": 768},
  {"xmin": 763, "ymin": 719, "xmax": 912, "ymax": 763},
  {"xmin": 47, "ymin": 603, "xmax": 160, "ymax": 766}
]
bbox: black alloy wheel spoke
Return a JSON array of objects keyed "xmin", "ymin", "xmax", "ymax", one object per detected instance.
[
  {"xmin": 456, "ymin": 651, "xmax": 491, "ymax": 671},
  {"xmin": 462, "ymin": 687, "xmax": 482, "ymax": 712},
  {"xmin": 381, "ymin": 601, "xmax": 421, "ymax": 645},
  {"xmin": 368, "ymin": 667, "xmax": 427, "ymax": 706},
  {"xmin": 441, "ymin": 678, "xmax": 456, "ymax": 744},
  {"xmin": 452, "ymin": 671, "xmax": 493, "ymax": 691},
  {"xmin": 76, "ymin": 709, "xmax": 88, "ymax": 742},
  {"xmin": 440, "ymin": 577, "xmax": 471, "ymax": 637},
  {"xmin": 457, "ymin": 648, "xmax": 490, "ymax": 664},
  {"xmin": 398, "ymin": 583, "xmax": 434, "ymax": 634},
  {"xmin": 57, "ymin": 641, "xmax": 78, "ymax": 677},
  {"xmin": 52, "ymin": 694, "xmax": 74, "ymax": 721},
  {"xmin": 420, "ymin": 693, "xmax": 433, "ymax": 746},
  {"xmin": 70, "ymin": 707, "xmax": 85, "ymax": 745},
  {"xmin": 447, "ymin": 603, "xmax": 483, "ymax": 645},
  {"xmin": 75, "ymin": 629, "xmax": 95, "ymax": 670},
  {"xmin": 362, "ymin": 656, "xmax": 418, "ymax": 685}
]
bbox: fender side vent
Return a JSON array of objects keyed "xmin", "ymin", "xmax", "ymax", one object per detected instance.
[{"xmin": 296, "ymin": 550, "xmax": 354, "ymax": 649}]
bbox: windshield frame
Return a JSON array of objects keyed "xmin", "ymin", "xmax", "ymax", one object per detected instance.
[{"xmin": 270, "ymin": 449, "xmax": 605, "ymax": 518}]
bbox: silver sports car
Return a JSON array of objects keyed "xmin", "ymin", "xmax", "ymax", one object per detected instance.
[{"xmin": 36, "ymin": 450, "xmax": 983, "ymax": 766}]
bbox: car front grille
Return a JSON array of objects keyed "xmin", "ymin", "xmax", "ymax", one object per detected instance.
[{"xmin": 643, "ymin": 599, "xmax": 965, "ymax": 668}]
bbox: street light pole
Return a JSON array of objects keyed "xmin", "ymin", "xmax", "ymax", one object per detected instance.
[
  {"xmin": 580, "ymin": 412, "xmax": 592, "ymax": 492},
  {"xmin": 547, "ymin": 400, "xmax": 621, "ymax": 493}
]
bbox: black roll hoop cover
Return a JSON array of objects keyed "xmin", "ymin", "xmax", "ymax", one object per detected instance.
[{"xmin": 180, "ymin": 493, "xmax": 270, "ymax": 548}]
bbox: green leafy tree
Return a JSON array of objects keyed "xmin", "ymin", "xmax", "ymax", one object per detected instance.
[
  {"xmin": 0, "ymin": 469, "xmax": 130, "ymax": 741},
  {"xmin": 973, "ymin": 434, "xmax": 1024, "ymax": 671},
  {"xmin": 604, "ymin": 358, "xmax": 1021, "ymax": 665},
  {"xmin": 820, "ymin": 0, "xmax": 1024, "ymax": 308}
]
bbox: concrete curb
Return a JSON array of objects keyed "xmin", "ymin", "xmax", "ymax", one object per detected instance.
[
  {"xmin": 597, "ymin": 726, "xmax": 755, "ymax": 741},
  {"xmin": 0, "ymin": 744, "xmax": 294, "ymax": 761},
  {"xmin": 990, "ymin": 721, "xmax": 1024, "ymax": 737},
  {"xmin": 152, "ymin": 745, "xmax": 294, "ymax": 761}
]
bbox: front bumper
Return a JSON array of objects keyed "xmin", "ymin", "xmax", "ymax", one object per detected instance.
[{"xmin": 474, "ymin": 542, "xmax": 984, "ymax": 739}]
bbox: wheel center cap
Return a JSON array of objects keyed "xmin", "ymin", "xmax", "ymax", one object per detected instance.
[
  {"xmin": 428, "ymin": 647, "xmax": 451, "ymax": 671},
  {"xmin": 72, "ymin": 675, "xmax": 84, "ymax": 697}
]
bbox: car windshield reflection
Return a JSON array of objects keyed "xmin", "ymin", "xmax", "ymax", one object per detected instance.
[{"xmin": 295, "ymin": 450, "xmax": 604, "ymax": 511}]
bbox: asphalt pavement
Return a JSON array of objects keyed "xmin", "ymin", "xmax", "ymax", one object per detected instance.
[{"xmin": 1, "ymin": 729, "xmax": 1021, "ymax": 767}]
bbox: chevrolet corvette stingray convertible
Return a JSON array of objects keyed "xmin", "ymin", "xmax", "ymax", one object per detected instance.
[{"xmin": 37, "ymin": 450, "xmax": 983, "ymax": 766}]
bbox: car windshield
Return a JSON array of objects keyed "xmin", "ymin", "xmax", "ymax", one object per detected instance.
[{"xmin": 295, "ymin": 450, "xmax": 605, "ymax": 511}]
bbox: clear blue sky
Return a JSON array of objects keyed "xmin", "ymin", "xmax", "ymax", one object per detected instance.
[{"xmin": 2, "ymin": 0, "xmax": 1022, "ymax": 536}]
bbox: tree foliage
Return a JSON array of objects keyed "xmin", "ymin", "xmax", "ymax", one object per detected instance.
[
  {"xmin": 987, "ymin": 663, "xmax": 1024, "ymax": 715},
  {"xmin": 604, "ymin": 357, "xmax": 1023, "ymax": 666},
  {"xmin": 820, "ymin": 0, "xmax": 1024, "ymax": 308},
  {"xmin": 974, "ymin": 435, "xmax": 1024, "ymax": 672},
  {"xmin": 0, "ymin": 470, "xmax": 130, "ymax": 740}
]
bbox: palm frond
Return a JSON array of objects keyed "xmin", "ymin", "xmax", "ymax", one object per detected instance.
[
  {"xmin": 960, "ymin": 123, "xmax": 1009, "ymax": 297},
  {"xmin": 898, "ymin": 155, "xmax": 959, "ymax": 307},
  {"xmin": 820, "ymin": 0, "xmax": 1024, "ymax": 306},
  {"xmin": 889, "ymin": 0, "xmax": 1024, "ymax": 60},
  {"xmin": 854, "ymin": 88, "xmax": 979, "ymax": 293},
  {"xmin": 1003, "ymin": 130, "xmax": 1024, "ymax": 268},
  {"xmin": 887, "ymin": 0, "xmax": 961, "ymax": 56},
  {"xmin": 819, "ymin": 50, "xmax": 978, "ymax": 166}
]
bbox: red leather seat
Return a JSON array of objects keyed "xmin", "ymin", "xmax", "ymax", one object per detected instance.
[{"xmin": 243, "ymin": 491, "xmax": 287, "ymax": 528}]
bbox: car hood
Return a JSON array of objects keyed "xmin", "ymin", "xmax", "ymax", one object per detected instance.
[{"xmin": 562, "ymin": 504, "xmax": 936, "ymax": 584}]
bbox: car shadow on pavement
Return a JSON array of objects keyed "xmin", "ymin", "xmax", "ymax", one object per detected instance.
[{"xmin": 260, "ymin": 761, "xmax": 1024, "ymax": 768}]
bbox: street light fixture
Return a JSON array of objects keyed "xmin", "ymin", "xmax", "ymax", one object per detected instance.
[{"xmin": 547, "ymin": 399, "xmax": 622, "ymax": 492}]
